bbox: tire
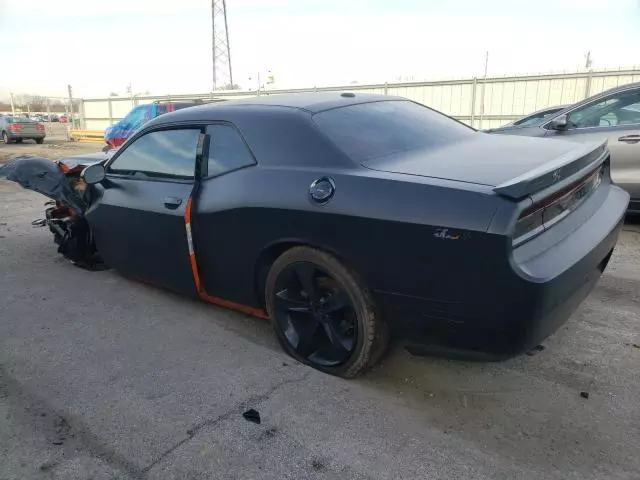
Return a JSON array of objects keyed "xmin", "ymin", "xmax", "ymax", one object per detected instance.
[
  {"xmin": 35, "ymin": 138, "xmax": 44, "ymax": 144},
  {"xmin": 2, "ymin": 131, "xmax": 12, "ymax": 144},
  {"xmin": 265, "ymin": 246, "xmax": 388, "ymax": 378}
]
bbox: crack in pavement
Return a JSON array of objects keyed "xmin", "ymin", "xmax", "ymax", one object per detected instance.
[
  {"xmin": 1, "ymin": 360, "xmax": 311, "ymax": 479},
  {"xmin": 140, "ymin": 370, "xmax": 312, "ymax": 475}
]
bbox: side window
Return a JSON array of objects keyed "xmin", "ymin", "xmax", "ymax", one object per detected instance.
[
  {"xmin": 107, "ymin": 129, "xmax": 200, "ymax": 179},
  {"xmin": 206, "ymin": 124, "xmax": 255, "ymax": 177},
  {"xmin": 514, "ymin": 109, "xmax": 562, "ymax": 127},
  {"xmin": 568, "ymin": 90, "xmax": 640, "ymax": 129}
]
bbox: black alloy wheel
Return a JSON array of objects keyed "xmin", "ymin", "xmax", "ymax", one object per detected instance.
[{"xmin": 266, "ymin": 247, "xmax": 387, "ymax": 378}]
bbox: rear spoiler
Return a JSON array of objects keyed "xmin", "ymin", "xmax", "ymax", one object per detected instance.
[{"xmin": 493, "ymin": 140, "xmax": 608, "ymax": 199}]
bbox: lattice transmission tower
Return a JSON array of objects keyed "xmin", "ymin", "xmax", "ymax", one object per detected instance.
[{"xmin": 211, "ymin": 0, "xmax": 233, "ymax": 91}]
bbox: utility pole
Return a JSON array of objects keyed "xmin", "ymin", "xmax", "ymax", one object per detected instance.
[
  {"xmin": 211, "ymin": 0, "xmax": 233, "ymax": 91},
  {"xmin": 9, "ymin": 93, "xmax": 15, "ymax": 116},
  {"xmin": 585, "ymin": 51, "xmax": 593, "ymax": 70},
  {"xmin": 478, "ymin": 51, "xmax": 489, "ymax": 129}
]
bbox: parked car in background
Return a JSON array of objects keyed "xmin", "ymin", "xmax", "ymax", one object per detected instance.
[
  {"xmin": 1, "ymin": 93, "xmax": 628, "ymax": 377},
  {"xmin": 485, "ymin": 105, "xmax": 568, "ymax": 133},
  {"xmin": 487, "ymin": 82, "xmax": 640, "ymax": 213},
  {"xmin": 104, "ymin": 100, "xmax": 219, "ymax": 149},
  {"xmin": 59, "ymin": 115, "xmax": 69, "ymax": 123},
  {"xmin": 0, "ymin": 116, "xmax": 46, "ymax": 144},
  {"xmin": 51, "ymin": 114, "xmax": 60, "ymax": 122}
]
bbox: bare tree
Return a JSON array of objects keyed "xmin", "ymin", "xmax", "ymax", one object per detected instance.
[
  {"xmin": 10, "ymin": 94, "xmax": 48, "ymax": 112},
  {"xmin": 29, "ymin": 95, "xmax": 48, "ymax": 111}
]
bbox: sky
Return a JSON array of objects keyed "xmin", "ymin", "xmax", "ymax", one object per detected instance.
[{"xmin": 0, "ymin": 0, "xmax": 639, "ymax": 100}]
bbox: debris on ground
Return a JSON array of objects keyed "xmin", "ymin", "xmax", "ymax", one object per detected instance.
[
  {"xmin": 242, "ymin": 408, "xmax": 261, "ymax": 424},
  {"xmin": 311, "ymin": 459, "xmax": 326, "ymax": 472},
  {"xmin": 580, "ymin": 391, "xmax": 590, "ymax": 399}
]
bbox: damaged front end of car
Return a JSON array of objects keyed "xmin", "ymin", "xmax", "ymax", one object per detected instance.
[{"xmin": 0, "ymin": 155, "xmax": 107, "ymax": 270}]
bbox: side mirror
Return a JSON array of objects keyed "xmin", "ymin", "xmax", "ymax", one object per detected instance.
[
  {"xmin": 81, "ymin": 163, "xmax": 106, "ymax": 185},
  {"xmin": 549, "ymin": 114, "xmax": 568, "ymax": 130}
]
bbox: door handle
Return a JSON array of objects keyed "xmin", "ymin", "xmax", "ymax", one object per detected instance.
[
  {"xmin": 163, "ymin": 197, "xmax": 183, "ymax": 209},
  {"xmin": 618, "ymin": 135, "xmax": 640, "ymax": 143}
]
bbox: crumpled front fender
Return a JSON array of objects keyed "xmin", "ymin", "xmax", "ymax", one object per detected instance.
[{"xmin": 0, "ymin": 155, "xmax": 87, "ymax": 213}]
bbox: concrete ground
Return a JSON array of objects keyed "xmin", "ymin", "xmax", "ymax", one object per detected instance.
[{"xmin": 0, "ymin": 179, "xmax": 639, "ymax": 480}]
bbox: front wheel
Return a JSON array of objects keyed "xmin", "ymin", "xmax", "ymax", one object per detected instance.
[
  {"xmin": 35, "ymin": 138, "xmax": 44, "ymax": 144},
  {"xmin": 265, "ymin": 247, "xmax": 388, "ymax": 378}
]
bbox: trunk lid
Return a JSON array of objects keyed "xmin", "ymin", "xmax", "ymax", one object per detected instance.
[
  {"xmin": 362, "ymin": 134, "xmax": 606, "ymax": 198},
  {"xmin": 13, "ymin": 120, "xmax": 40, "ymax": 135}
]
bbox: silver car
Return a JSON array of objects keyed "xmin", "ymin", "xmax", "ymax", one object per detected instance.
[
  {"xmin": 488, "ymin": 82, "xmax": 640, "ymax": 213},
  {"xmin": 0, "ymin": 116, "xmax": 46, "ymax": 144}
]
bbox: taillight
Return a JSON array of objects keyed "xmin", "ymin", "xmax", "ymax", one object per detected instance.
[
  {"xmin": 9, "ymin": 124, "xmax": 23, "ymax": 131},
  {"xmin": 513, "ymin": 166, "xmax": 603, "ymax": 246},
  {"xmin": 37, "ymin": 123, "xmax": 45, "ymax": 131}
]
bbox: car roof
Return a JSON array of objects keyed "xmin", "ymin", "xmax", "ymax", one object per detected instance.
[
  {"xmin": 556, "ymin": 81, "xmax": 640, "ymax": 114},
  {"xmin": 594, "ymin": 81, "xmax": 640, "ymax": 97},
  {"xmin": 149, "ymin": 92, "xmax": 405, "ymax": 125}
]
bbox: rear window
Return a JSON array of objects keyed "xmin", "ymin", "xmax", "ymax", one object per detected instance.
[
  {"xmin": 313, "ymin": 100, "xmax": 474, "ymax": 162},
  {"xmin": 6, "ymin": 117, "xmax": 35, "ymax": 123}
]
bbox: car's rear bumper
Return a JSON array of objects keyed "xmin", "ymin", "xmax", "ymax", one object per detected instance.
[
  {"xmin": 382, "ymin": 184, "xmax": 629, "ymax": 360},
  {"xmin": 6, "ymin": 132, "xmax": 45, "ymax": 139}
]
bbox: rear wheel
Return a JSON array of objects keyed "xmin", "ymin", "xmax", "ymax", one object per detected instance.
[
  {"xmin": 2, "ymin": 132, "xmax": 12, "ymax": 144},
  {"xmin": 265, "ymin": 247, "xmax": 388, "ymax": 378},
  {"xmin": 35, "ymin": 138, "xmax": 44, "ymax": 144}
]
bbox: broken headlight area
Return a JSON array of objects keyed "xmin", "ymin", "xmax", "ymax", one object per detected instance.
[{"xmin": 1, "ymin": 155, "xmax": 107, "ymax": 271}]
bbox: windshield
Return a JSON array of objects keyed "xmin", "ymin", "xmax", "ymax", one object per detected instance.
[
  {"xmin": 313, "ymin": 100, "xmax": 474, "ymax": 162},
  {"xmin": 7, "ymin": 117, "xmax": 35, "ymax": 123}
]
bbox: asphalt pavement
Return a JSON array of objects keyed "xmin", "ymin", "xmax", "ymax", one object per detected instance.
[{"xmin": 1, "ymin": 180, "xmax": 639, "ymax": 480}]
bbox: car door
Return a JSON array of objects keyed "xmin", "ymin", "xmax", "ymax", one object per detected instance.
[
  {"xmin": 192, "ymin": 123, "xmax": 258, "ymax": 304},
  {"xmin": 544, "ymin": 86, "xmax": 640, "ymax": 200},
  {"xmin": 86, "ymin": 127, "xmax": 202, "ymax": 296}
]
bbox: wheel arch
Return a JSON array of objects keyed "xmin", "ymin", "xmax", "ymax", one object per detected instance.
[{"xmin": 253, "ymin": 238, "xmax": 351, "ymax": 307}]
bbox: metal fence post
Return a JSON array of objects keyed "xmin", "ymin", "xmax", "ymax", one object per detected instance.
[
  {"xmin": 108, "ymin": 98, "xmax": 114, "ymax": 126},
  {"xmin": 585, "ymin": 69, "xmax": 593, "ymax": 98},
  {"xmin": 80, "ymin": 100, "xmax": 86, "ymax": 129},
  {"xmin": 46, "ymin": 98, "xmax": 52, "ymax": 134},
  {"xmin": 67, "ymin": 84, "xmax": 74, "ymax": 127},
  {"xmin": 470, "ymin": 77, "xmax": 477, "ymax": 127},
  {"xmin": 384, "ymin": 82, "xmax": 388, "ymax": 95},
  {"xmin": 478, "ymin": 52, "xmax": 489, "ymax": 129}
]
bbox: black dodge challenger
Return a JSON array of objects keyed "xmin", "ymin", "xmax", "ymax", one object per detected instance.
[{"xmin": 1, "ymin": 93, "xmax": 629, "ymax": 377}]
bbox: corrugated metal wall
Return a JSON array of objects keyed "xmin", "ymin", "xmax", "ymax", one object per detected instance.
[{"xmin": 81, "ymin": 69, "xmax": 640, "ymax": 131}]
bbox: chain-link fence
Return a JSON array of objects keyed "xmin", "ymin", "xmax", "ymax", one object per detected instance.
[{"xmin": 0, "ymin": 94, "xmax": 82, "ymax": 141}]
